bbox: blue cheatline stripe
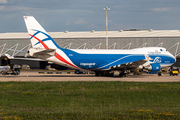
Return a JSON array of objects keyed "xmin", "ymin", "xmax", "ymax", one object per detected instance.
[{"xmin": 98, "ymin": 54, "xmax": 136, "ymax": 69}]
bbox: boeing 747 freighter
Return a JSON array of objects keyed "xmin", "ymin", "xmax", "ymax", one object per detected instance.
[{"xmin": 24, "ymin": 16, "xmax": 176, "ymax": 77}]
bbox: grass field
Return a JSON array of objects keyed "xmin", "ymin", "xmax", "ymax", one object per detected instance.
[{"xmin": 0, "ymin": 81, "xmax": 180, "ymax": 119}]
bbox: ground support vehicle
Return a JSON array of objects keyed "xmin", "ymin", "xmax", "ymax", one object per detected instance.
[
  {"xmin": 0, "ymin": 66, "xmax": 20, "ymax": 75},
  {"xmin": 169, "ymin": 67, "xmax": 179, "ymax": 76},
  {"xmin": 0, "ymin": 66, "xmax": 10, "ymax": 75}
]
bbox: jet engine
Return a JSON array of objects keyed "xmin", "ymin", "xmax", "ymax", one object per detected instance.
[{"xmin": 144, "ymin": 63, "xmax": 161, "ymax": 74}]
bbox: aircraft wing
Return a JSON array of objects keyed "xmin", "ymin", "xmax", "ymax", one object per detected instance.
[
  {"xmin": 98, "ymin": 54, "xmax": 152, "ymax": 70},
  {"xmin": 110, "ymin": 54, "xmax": 152, "ymax": 70},
  {"xmin": 110, "ymin": 59, "xmax": 148, "ymax": 70}
]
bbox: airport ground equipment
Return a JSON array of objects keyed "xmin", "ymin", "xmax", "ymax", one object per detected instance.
[
  {"xmin": 169, "ymin": 66, "xmax": 179, "ymax": 76},
  {"xmin": 0, "ymin": 65, "xmax": 20, "ymax": 75},
  {"xmin": 13, "ymin": 66, "xmax": 20, "ymax": 75},
  {"xmin": 0, "ymin": 66, "xmax": 10, "ymax": 75},
  {"xmin": 22, "ymin": 64, "xmax": 30, "ymax": 69}
]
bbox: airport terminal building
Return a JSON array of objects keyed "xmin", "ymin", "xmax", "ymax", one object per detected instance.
[{"xmin": 0, "ymin": 29, "xmax": 180, "ymax": 69}]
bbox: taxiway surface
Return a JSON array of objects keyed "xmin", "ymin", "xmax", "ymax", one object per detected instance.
[{"xmin": 0, "ymin": 71, "xmax": 180, "ymax": 82}]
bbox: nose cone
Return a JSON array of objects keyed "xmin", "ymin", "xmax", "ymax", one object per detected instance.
[
  {"xmin": 171, "ymin": 56, "xmax": 176, "ymax": 64},
  {"xmin": 172, "ymin": 57, "xmax": 176, "ymax": 63},
  {"xmin": 167, "ymin": 51, "xmax": 176, "ymax": 64}
]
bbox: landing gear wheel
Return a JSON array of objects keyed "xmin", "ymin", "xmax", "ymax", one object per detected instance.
[
  {"xmin": 119, "ymin": 73, "xmax": 124, "ymax": 77},
  {"xmin": 119, "ymin": 72, "xmax": 128, "ymax": 77},
  {"xmin": 2, "ymin": 71, "xmax": 5, "ymax": 75},
  {"xmin": 124, "ymin": 73, "xmax": 128, "ymax": 77},
  {"xmin": 158, "ymin": 71, "xmax": 163, "ymax": 76},
  {"xmin": 95, "ymin": 72, "xmax": 100, "ymax": 76},
  {"xmin": 109, "ymin": 73, "xmax": 114, "ymax": 77}
]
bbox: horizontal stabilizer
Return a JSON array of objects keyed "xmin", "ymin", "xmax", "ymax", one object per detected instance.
[{"xmin": 28, "ymin": 48, "xmax": 56, "ymax": 58}]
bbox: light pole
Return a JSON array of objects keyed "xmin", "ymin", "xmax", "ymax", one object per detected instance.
[{"xmin": 104, "ymin": 6, "xmax": 110, "ymax": 49}]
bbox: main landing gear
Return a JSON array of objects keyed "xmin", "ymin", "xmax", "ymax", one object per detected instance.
[
  {"xmin": 95, "ymin": 71, "xmax": 114, "ymax": 77},
  {"xmin": 119, "ymin": 70, "xmax": 128, "ymax": 77},
  {"xmin": 94, "ymin": 70, "xmax": 128, "ymax": 77}
]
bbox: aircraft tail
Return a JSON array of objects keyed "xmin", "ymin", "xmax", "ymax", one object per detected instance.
[{"xmin": 23, "ymin": 16, "xmax": 60, "ymax": 49}]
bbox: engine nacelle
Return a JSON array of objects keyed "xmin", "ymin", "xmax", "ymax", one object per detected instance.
[{"xmin": 144, "ymin": 63, "xmax": 161, "ymax": 74}]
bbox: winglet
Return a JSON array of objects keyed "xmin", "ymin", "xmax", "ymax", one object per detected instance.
[{"xmin": 5, "ymin": 54, "xmax": 14, "ymax": 59}]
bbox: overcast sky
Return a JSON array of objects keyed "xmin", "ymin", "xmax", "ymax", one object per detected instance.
[{"xmin": 0, "ymin": 0, "xmax": 180, "ymax": 33}]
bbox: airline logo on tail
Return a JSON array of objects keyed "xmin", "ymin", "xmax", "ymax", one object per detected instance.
[{"xmin": 29, "ymin": 30, "xmax": 59, "ymax": 49}]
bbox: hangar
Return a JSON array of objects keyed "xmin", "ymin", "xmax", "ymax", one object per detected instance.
[{"xmin": 0, "ymin": 29, "xmax": 180, "ymax": 69}]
